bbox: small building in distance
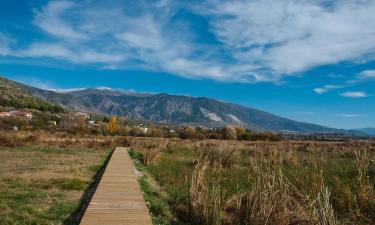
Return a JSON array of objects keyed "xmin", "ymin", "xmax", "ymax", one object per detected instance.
[
  {"xmin": 48, "ymin": 121, "xmax": 57, "ymax": 126},
  {"xmin": 0, "ymin": 112, "xmax": 11, "ymax": 117},
  {"xmin": 0, "ymin": 110, "xmax": 33, "ymax": 120},
  {"xmin": 76, "ymin": 112, "xmax": 90, "ymax": 119}
]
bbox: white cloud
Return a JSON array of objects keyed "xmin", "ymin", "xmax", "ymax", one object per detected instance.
[
  {"xmin": 18, "ymin": 42, "xmax": 125, "ymax": 64},
  {"xmin": 358, "ymin": 70, "xmax": 375, "ymax": 79},
  {"xmin": 199, "ymin": 0, "xmax": 375, "ymax": 77},
  {"xmin": 313, "ymin": 84, "xmax": 342, "ymax": 94},
  {"xmin": 3, "ymin": 0, "xmax": 375, "ymax": 82},
  {"xmin": 337, "ymin": 113, "xmax": 364, "ymax": 118},
  {"xmin": 313, "ymin": 88, "xmax": 326, "ymax": 94},
  {"xmin": 0, "ymin": 33, "xmax": 12, "ymax": 56},
  {"xmin": 114, "ymin": 17, "xmax": 165, "ymax": 51},
  {"xmin": 20, "ymin": 43, "xmax": 71, "ymax": 58},
  {"xmin": 340, "ymin": 91, "xmax": 368, "ymax": 98},
  {"xmin": 34, "ymin": 1, "xmax": 87, "ymax": 41}
]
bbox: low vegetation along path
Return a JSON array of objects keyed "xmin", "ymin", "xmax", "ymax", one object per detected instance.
[{"xmin": 80, "ymin": 147, "xmax": 152, "ymax": 225}]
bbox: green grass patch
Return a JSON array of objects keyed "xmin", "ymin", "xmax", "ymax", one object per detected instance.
[
  {"xmin": 50, "ymin": 178, "xmax": 88, "ymax": 191},
  {"xmin": 129, "ymin": 149, "xmax": 185, "ymax": 225},
  {"xmin": 0, "ymin": 178, "xmax": 80, "ymax": 225},
  {"xmin": 0, "ymin": 146, "xmax": 111, "ymax": 225}
]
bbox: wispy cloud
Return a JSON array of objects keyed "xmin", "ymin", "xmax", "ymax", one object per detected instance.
[
  {"xmin": 358, "ymin": 70, "xmax": 375, "ymax": 79},
  {"xmin": 313, "ymin": 85, "xmax": 343, "ymax": 94},
  {"xmin": 340, "ymin": 91, "xmax": 368, "ymax": 98},
  {"xmin": 33, "ymin": 1, "xmax": 87, "ymax": 41},
  {"xmin": 0, "ymin": 33, "xmax": 12, "ymax": 56},
  {"xmin": 2, "ymin": 0, "xmax": 375, "ymax": 83},
  {"xmin": 337, "ymin": 113, "xmax": 364, "ymax": 118},
  {"xmin": 200, "ymin": 0, "xmax": 375, "ymax": 77},
  {"xmin": 18, "ymin": 43, "xmax": 126, "ymax": 64}
]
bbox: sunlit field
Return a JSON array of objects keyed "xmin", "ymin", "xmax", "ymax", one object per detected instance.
[
  {"xmin": 1, "ymin": 131, "xmax": 374, "ymax": 225},
  {"xmin": 0, "ymin": 146, "xmax": 110, "ymax": 225},
  {"xmin": 129, "ymin": 139, "xmax": 375, "ymax": 225}
]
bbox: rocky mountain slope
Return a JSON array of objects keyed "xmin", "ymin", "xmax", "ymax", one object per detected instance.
[
  {"xmin": 67, "ymin": 89, "xmax": 341, "ymax": 133},
  {"xmin": 0, "ymin": 77, "xmax": 63, "ymax": 112},
  {"xmin": 0, "ymin": 76, "xmax": 357, "ymax": 134}
]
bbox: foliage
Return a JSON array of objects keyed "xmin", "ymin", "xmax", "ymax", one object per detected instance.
[
  {"xmin": 108, "ymin": 116, "xmax": 118, "ymax": 135},
  {"xmin": 222, "ymin": 125, "xmax": 237, "ymax": 140}
]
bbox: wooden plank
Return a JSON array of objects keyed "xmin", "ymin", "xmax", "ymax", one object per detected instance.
[{"xmin": 80, "ymin": 147, "xmax": 152, "ymax": 225}]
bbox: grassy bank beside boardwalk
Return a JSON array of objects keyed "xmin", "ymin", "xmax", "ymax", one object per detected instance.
[
  {"xmin": 0, "ymin": 147, "xmax": 110, "ymax": 225},
  {"xmin": 130, "ymin": 139, "xmax": 375, "ymax": 225},
  {"xmin": 0, "ymin": 131, "xmax": 374, "ymax": 225}
]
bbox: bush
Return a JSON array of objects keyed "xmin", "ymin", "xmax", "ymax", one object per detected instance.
[
  {"xmin": 0, "ymin": 134, "xmax": 16, "ymax": 147},
  {"xmin": 223, "ymin": 125, "xmax": 237, "ymax": 140}
]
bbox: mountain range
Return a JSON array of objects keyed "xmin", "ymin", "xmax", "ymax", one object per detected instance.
[
  {"xmin": 351, "ymin": 128, "xmax": 375, "ymax": 136},
  {"xmin": 0, "ymin": 76, "xmax": 63, "ymax": 112},
  {"xmin": 0, "ymin": 76, "xmax": 371, "ymax": 135}
]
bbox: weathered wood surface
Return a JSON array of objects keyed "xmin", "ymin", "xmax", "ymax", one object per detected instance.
[{"xmin": 80, "ymin": 147, "xmax": 152, "ymax": 225}]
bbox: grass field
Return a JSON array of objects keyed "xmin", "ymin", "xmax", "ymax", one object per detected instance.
[
  {"xmin": 129, "ymin": 139, "xmax": 375, "ymax": 225},
  {"xmin": 0, "ymin": 146, "xmax": 110, "ymax": 225},
  {"xmin": 1, "ymin": 132, "xmax": 374, "ymax": 225}
]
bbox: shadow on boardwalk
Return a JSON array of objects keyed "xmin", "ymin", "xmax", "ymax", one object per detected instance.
[{"xmin": 62, "ymin": 150, "xmax": 114, "ymax": 225}]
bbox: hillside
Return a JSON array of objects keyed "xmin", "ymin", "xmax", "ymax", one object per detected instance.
[
  {"xmin": 67, "ymin": 89, "xmax": 342, "ymax": 133},
  {"xmin": 0, "ymin": 76, "xmax": 354, "ymax": 133},
  {"xmin": 0, "ymin": 77, "xmax": 63, "ymax": 112},
  {"xmin": 352, "ymin": 128, "xmax": 375, "ymax": 136}
]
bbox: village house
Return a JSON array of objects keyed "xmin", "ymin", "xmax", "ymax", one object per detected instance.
[
  {"xmin": 76, "ymin": 112, "xmax": 90, "ymax": 119},
  {"xmin": 142, "ymin": 127, "xmax": 148, "ymax": 134},
  {"xmin": 48, "ymin": 121, "xmax": 57, "ymax": 126},
  {"xmin": 0, "ymin": 112, "xmax": 11, "ymax": 117},
  {"xmin": 52, "ymin": 113, "xmax": 62, "ymax": 118},
  {"xmin": 24, "ymin": 112, "xmax": 33, "ymax": 120},
  {"xmin": 0, "ymin": 111, "xmax": 33, "ymax": 120}
]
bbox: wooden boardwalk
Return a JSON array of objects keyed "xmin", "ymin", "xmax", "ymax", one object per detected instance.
[{"xmin": 80, "ymin": 147, "xmax": 152, "ymax": 225}]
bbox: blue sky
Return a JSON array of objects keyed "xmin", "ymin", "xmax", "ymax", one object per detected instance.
[{"xmin": 0, "ymin": 0, "xmax": 375, "ymax": 129}]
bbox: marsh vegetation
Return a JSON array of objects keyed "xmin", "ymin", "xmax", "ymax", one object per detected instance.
[
  {"xmin": 129, "ymin": 139, "xmax": 375, "ymax": 225},
  {"xmin": 0, "ymin": 131, "xmax": 374, "ymax": 224}
]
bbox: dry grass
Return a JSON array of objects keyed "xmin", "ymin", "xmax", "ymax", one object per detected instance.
[
  {"xmin": 1, "ymin": 131, "xmax": 374, "ymax": 224},
  {"xmin": 131, "ymin": 138, "xmax": 375, "ymax": 225},
  {"xmin": 0, "ymin": 146, "xmax": 110, "ymax": 225}
]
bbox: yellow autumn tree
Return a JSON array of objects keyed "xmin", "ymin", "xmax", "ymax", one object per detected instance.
[
  {"xmin": 223, "ymin": 125, "xmax": 237, "ymax": 140},
  {"xmin": 108, "ymin": 116, "xmax": 118, "ymax": 135}
]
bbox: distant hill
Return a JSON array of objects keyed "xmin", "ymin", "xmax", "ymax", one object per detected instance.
[
  {"xmin": 0, "ymin": 76, "xmax": 359, "ymax": 134},
  {"xmin": 352, "ymin": 128, "xmax": 375, "ymax": 136},
  {"xmin": 0, "ymin": 76, "xmax": 63, "ymax": 112},
  {"xmin": 67, "ymin": 88, "xmax": 344, "ymax": 133}
]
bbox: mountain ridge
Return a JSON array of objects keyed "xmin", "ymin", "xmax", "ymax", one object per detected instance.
[
  {"xmin": 0, "ymin": 76, "xmax": 364, "ymax": 135},
  {"xmin": 0, "ymin": 76, "xmax": 64, "ymax": 112},
  {"xmin": 351, "ymin": 127, "xmax": 375, "ymax": 136}
]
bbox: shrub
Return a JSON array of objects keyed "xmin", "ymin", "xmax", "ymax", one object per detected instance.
[
  {"xmin": 222, "ymin": 125, "xmax": 237, "ymax": 140},
  {"xmin": 0, "ymin": 134, "xmax": 16, "ymax": 147}
]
